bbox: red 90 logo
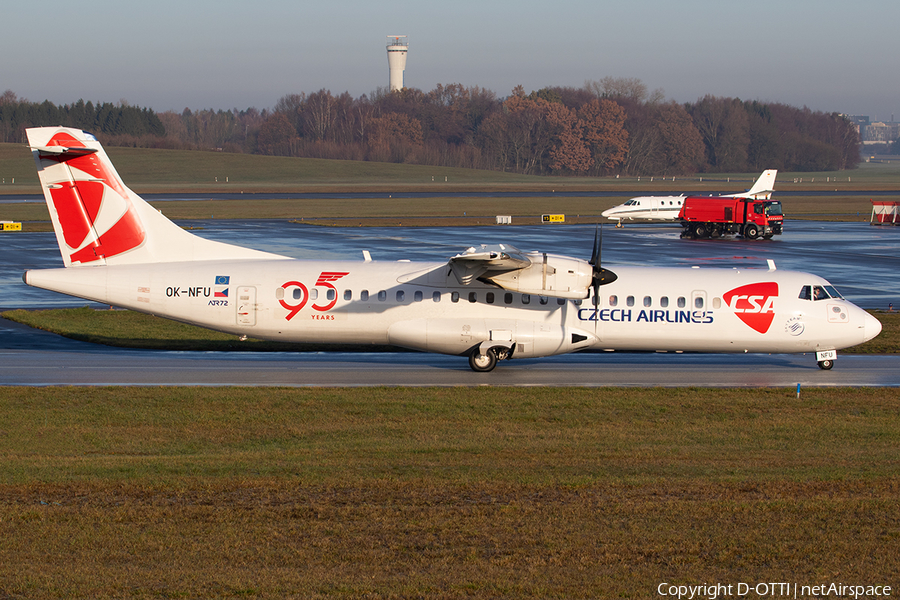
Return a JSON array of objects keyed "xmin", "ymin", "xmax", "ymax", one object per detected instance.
[{"xmin": 279, "ymin": 272, "xmax": 348, "ymax": 320}]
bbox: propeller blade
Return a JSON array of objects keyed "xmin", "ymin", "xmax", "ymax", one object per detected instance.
[
  {"xmin": 590, "ymin": 225, "xmax": 601, "ymax": 266},
  {"xmin": 589, "ymin": 225, "xmax": 617, "ymax": 303}
]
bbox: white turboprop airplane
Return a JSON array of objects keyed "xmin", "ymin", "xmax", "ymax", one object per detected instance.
[
  {"xmin": 23, "ymin": 129, "xmax": 877, "ymax": 371},
  {"xmin": 601, "ymin": 170, "xmax": 777, "ymax": 225}
]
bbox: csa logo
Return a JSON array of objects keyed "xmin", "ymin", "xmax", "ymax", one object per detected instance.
[{"xmin": 724, "ymin": 282, "xmax": 778, "ymax": 334}]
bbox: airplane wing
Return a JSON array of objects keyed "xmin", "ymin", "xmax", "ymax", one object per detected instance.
[
  {"xmin": 449, "ymin": 243, "xmax": 593, "ymax": 299},
  {"xmin": 449, "ymin": 244, "xmax": 531, "ymax": 285}
]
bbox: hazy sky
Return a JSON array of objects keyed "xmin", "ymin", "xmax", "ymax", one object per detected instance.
[{"xmin": 5, "ymin": 0, "xmax": 898, "ymax": 119}]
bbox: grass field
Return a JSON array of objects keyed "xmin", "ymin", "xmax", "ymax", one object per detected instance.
[
  {"xmin": 1, "ymin": 143, "xmax": 898, "ymax": 225},
  {"xmin": 1, "ymin": 386, "xmax": 898, "ymax": 598},
  {"xmin": 2, "ymin": 144, "xmax": 898, "ymax": 598}
]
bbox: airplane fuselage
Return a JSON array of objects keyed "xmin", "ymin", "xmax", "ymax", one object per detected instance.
[
  {"xmin": 601, "ymin": 196, "xmax": 684, "ymax": 222},
  {"xmin": 25, "ymin": 259, "xmax": 878, "ymax": 360}
]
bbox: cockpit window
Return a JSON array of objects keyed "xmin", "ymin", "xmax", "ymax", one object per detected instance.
[
  {"xmin": 823, "ymin": 285, "xmax": 843, "ymax": 299},
  {"xmin": 800, "ymin": 284, "xmax": 843, "ymax": 301}
]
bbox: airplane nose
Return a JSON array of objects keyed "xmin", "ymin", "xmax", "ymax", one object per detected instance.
[{"xmin": 862, "ymin": 311, "xmax": 882, "ymax": 342}]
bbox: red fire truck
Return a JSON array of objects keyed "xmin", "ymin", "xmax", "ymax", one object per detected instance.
[{"xmin": 678, "ymin": 197, "xmax": 783, "ymax": 239}]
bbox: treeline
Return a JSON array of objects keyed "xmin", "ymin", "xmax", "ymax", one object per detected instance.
[
  {"xmin": 0, "ymin": 90, "xmax": 165, "ymax": 145},
  {"xmin": 0, "ymin": 79, "xmax": 860, "ymax": 174}
]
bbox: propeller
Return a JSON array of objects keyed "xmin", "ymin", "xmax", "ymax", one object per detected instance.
[{"xmin": 589, "ymin": 225, "xmax": 617, "ymax": 306}]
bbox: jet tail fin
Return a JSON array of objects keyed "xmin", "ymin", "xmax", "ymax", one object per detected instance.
[
  {"xmin": 27, "ymin": 127, "xmax": 284, "ymax": 267},
  {"xmin": 731, "ymin": 169, "xmax": 777, "ymax": 199}
]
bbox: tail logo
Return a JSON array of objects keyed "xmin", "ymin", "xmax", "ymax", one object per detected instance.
[
  {"xmin": 45, "ymin": 132, "xmax": 145, "ymax": 264},
  {"xmin": 724, "ymin": 282, "xmax": 778, "ymax": 334}
]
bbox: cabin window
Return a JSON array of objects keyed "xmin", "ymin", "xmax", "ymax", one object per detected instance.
[
  {"xmin": 343, "ymin": 290, "xmax": 352, "ymax": 301},
  {"xmin": 539, "ymin": 296, "xmax": 549, "ymax": 305},
  {"xmin": 326, "ymin": 289, "xmax": 335, "ymax": 301},
  {"xmin": 433, "ymin": 291, "xmax": 441, "ymax": 302},
  {"xmin": 522, "ymin": 294, "xmax": 531, "ymax": 305},
  {"xmin": 609, "ymin": 295, "xmax": 618, "ymax": 307},
  {"xmin": 643, "ymin": 296, "xmax": 652, "ymax": 307},
  {"xmin": 309, "ymin": 289, "xmax": 318, "ymax": 300},
  {"xmin": 677, "ymin": 297, "xmax": 686, "ymax": 308},
  {"xmin": 414, "ymin": 291, "xmax": 423, "ymax": 302},
  {"xmin": 573, "ymin": 298, "xmax": 582, "ymax": 306},
  {"xmin": 293, "ymin": 288, "xmax": 303, "ymax": 300},
  {"xmin": 275, "ymin": 288, "xmax": 284, "ymax": 300},
  {"xmin": 468, "ymin": 292, "xmax": 477, "ymax": 303},
  {"xmin": 396, "ymin": 290, "xmax": 405, "ymax": 302},
  {"xmin": 557, "ymin": 298, "xmax": 566, "ymax": 306},
  {"xmin": 712, "ymin": 297, "xmax": 721, "ymax": 309},
  {"xmin": 504, "ymin": 293, "xmax": 513, "ymax": 305},
  {"xmin": 694, "ymin": 296, "xmax": 704, "ymax": 309},
  {"xmin": 451, "ymin": 291, "xmax": 459, "ymax": 303},
  {"xmin": 377, "ymin": 290, "xmax": 387, "ymax": 302},
  {"xmin": 486, "ymin": 292, "xmax": 495, "ymax": 304},
  {"xmin": 660, "ymin": 296, "xmax": 669, "ymax": 308},
  {"xmin": 626, "ymin": 296, "xmax": 635, "ymax": 307},
  {"xmin": 360, "ymin": 290, "xmax": 369, "ymax": 301}
]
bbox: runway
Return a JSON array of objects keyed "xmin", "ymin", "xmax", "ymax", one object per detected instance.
[{"xmin": 1, "ymin": 319, "xmax": 897, "ymax": 387}]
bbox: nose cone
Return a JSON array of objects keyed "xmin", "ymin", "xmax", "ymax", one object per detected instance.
[{"xmin": 863, "ymin": 311, "xmax": 883, "ymax": 343}]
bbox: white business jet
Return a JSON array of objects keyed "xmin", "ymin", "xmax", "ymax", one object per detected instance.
[
  {"xmin": 601, "ymin": 170, "xmax": 777, "ymax": 225},
  {"xmin": 23, "ymin": 129, "xmax": 876, "ymax": 371}
]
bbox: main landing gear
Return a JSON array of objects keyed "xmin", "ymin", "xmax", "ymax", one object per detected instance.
[{"xmin": 468, "ymin": 344, "xmax": 514, "ymax": 372}]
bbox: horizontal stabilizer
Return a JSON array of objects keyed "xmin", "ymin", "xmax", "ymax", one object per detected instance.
[{"xmin": 32, "ymin": 145, "xmax": 98, "ymax": 160}]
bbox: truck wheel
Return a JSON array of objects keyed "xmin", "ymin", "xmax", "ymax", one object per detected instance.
[
  {"xmin": 744, "ymin": 224, "xmax": 759, "ymax": 239},
  {"xmin": 693, "ymin": 223, "xmax": 708, "ymax": 239}
]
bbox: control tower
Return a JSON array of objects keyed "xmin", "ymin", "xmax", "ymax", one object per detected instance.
[{"xmin": 386, "ymin": 36, "xmax": 408, "ymax": 91}]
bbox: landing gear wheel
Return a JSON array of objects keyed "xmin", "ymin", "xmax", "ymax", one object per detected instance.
[
  {"xmin": 469, "ymin": 347, "xmax": 498, "ymax": 372},
  {"xmin": 817, "ymin": 359, "xmax": 834, "ymax": 370},
  {"xmin": 743, "ymin": 224, "xmax": 759, "ymax": 239}
]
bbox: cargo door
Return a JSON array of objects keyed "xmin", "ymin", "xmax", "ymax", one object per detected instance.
[{"xmin": 236, "ymin": 286, "xmax": 257, "ymax": 326}]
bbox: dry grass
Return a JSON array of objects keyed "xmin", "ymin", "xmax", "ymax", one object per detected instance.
[{"xmin": 1, "ymin": 386, "xmax": 898, "ymax": 598}]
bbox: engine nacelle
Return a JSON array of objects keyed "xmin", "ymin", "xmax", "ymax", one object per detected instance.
[{"xmin": 485, "ymin": 253, "xmax": 592, "ymax": 300}]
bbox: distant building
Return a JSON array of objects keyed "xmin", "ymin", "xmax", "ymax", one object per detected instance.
[
  {"xmin": 848, "ymin": 115, "xmax": 900, "ymax": 144},
  {"xmin": 386, "ymin": 36, "xmax": 408, "ymax": 92}
]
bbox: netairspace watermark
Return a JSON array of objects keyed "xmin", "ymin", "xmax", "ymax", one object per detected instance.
[{"xmin": 657, "ymin": 582, "xmax": 892, "ymax": 599}]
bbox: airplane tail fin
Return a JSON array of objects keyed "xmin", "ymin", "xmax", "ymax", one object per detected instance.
[
  {"xmin": 27, "ymin": 127, "xmax": 283, "ymax": 267},
  {"xmin": 733, "ymin": 169, "xmax": 777, "ymax": 199}
]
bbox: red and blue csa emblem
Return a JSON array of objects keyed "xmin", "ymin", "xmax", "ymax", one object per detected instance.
[{"xmin": 724, "ymin": 282, "xmax": 778, "ymax": 334}]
